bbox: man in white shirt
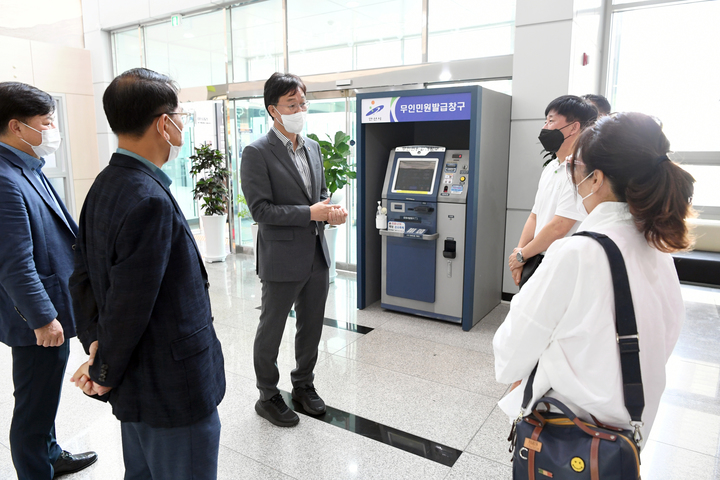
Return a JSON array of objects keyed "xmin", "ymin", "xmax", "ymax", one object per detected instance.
[{"xmin": 508, "ymin": 95, "xmax": 598, "ymax": 287}]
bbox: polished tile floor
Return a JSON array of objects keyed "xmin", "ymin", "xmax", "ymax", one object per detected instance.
[{"xmin": 1, "ymin": 253, "xmax": 719, "ymax": 479}]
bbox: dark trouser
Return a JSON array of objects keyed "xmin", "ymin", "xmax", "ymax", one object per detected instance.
[
  {"xmin": 519, "ymin": 254, "xmax": 544, "ymax": 289},
  {"xmin": 254, "ymin": 239, "xmax": 329, "ymax": 401},
  {"xmin": 10, "ymin": 341, "xmax": 70, "ymax": 479},
  {"xmin": 121, "ymin": 408, "xmax": 221, "ymax": 480}
]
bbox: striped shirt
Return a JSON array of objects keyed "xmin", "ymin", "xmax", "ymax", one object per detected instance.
[{"xmin": 272, "ymin": 126, "xmax": 312, "ymax": 197}]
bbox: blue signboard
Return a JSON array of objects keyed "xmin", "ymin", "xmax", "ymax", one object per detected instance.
[{"xmin": 361, "ymin": 93, "xmax": 471, "ymax": 123}]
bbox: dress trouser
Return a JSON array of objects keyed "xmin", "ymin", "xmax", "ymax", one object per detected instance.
[
  {"xmin": 519, "ymin": 254, "xmax": 545, "ymax": 289},
  {"xmin": 121, "ymin": 408, "xmax": 221, "ymax": 480},
  {"xmin": 10, "ymin": 341, "xmax": 70, "ymax": 479},
  {"xmin": 254, "ymin": 238, "xmax": 329, "ymax": 401}
]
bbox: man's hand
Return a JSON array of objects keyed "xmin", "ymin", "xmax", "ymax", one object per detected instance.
[
  {"xmin": 70, "ymin": 361, "xmax": 112, "ymax": 397},
  {"xmin": 88, "ymin": 340, "xmax": 98, "ymax": 365},
  {"xmin": 310, "ymin": 198, "xmax": 335, "ymax": 222},
  {"xmin": 508, "ymin": 247, "xmax": 525, "ymax": 272},
  {"xmin": 511, "ymin": 265, "xmax": 523, "ymax": 286},
  {"xmin": 328, "ymin": 206, "xmax": 348, "ymax": 225},
  {"xmin": 34, "ymin": 319, "xmax": 64, "ymax": 347}
]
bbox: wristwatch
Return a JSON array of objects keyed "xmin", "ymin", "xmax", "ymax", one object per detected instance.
[{"xmin": 516, "ymin": 249, "xmax": 525, "ymax": 264}]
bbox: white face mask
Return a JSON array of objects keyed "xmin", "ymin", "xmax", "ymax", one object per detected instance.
[
  {"xmin": 274, "ymin": 107, "xmax": 306, "ymax": 134},
  {"xmin": 157, "ymin": 116, "xmax": 184, "ymax": 163},
  {"xmin": 20, "ymin": 122, "xmax": 61, "ymax": 158},
  {"xmin": 576, "ymin": 170, "xmax": 603, "ymax": 215}
]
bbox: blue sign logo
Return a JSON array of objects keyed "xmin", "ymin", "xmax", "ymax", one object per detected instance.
[{"xmin": 366, "ymin": 104, "xmax": 384, "ymax": 116}]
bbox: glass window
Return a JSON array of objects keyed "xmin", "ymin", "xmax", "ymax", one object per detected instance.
[
  {"xmin": 428, "ymin": 0, "xmax": 515, "ymax": 62},
  {"xmin": 231, "ymin": 0, "xmax": 284, "ymax": 83},
  {"xmin": 44, "ymin": 96, "xmax": 75, "ymax": 216},
  {"xmin": 288, "ymin": 0, "xmax": 423, "ymax": 76},
  {"xmin": 230, "ymin": 98, "xmax": 270, "ymax": 248},
  {"xmin": 679, "ymin": 165, "xmax": 720, "ymax": 208},
  {"xmin": 606, "ymin": 1, "xmax": 720, "ymax": 151},
  {"xmin": 113, "ymin": 27, "xmax": 143, "ymax": 75},
  {"xmin": 145, "ymin": 10, "xmax": 227, "ymax": 89}
]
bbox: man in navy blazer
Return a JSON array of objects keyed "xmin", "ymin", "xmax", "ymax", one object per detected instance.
[
  {"xmin": 0, "ymin": 82, "xmax": 97, "ymax": 478},
  {"xmin": 68, "ymin": 69, "xmax": 225, "ymax": 479}
]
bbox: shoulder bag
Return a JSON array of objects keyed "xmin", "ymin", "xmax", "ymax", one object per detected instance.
[{"xmin": 509, "ymin": 231, "xmax": 644, "ymax": 480}]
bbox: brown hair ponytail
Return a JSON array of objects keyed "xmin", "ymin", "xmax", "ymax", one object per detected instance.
[{"xmin": 572, "ymin": 112, "xmax": 695, "ymax": 252}]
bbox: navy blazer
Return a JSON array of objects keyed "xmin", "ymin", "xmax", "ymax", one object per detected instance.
[
  {"xmin": 0, "ymin": 144, "xmax": 78, "ymax": 347},
  {"xmin": 240, "ymin": 130, "xmax": 331, "ymax": 282},
  {"xmin": 70, "ymin": 153, "xmax": 225, "ymax": 428}
]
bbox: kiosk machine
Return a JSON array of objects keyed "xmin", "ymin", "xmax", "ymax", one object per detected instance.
[{"xmin": 380, "ymin": 146, "xmax": 471, "ymax": 323}]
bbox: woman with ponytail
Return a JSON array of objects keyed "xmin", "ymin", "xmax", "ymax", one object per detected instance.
[{"xmin": 493, "ymin": 112, "xmax": 694, "ymax": 445}]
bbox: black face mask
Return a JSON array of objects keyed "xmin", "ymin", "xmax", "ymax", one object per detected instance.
[{"xmin": 539, "ymin": 123, "xmax": 574, "ymax": 166}]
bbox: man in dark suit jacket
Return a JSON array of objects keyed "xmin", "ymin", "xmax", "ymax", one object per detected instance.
[
  {"xmin": 241, "ymin": 72, "xmax": 347, "ymax": 427},
  {"xmin": 68, "ymin": 68, "xmax": 225, "ymax": 479},
  {"xmin": 0, "ymin": 82, "xmax": 97, "ymax": 479}
]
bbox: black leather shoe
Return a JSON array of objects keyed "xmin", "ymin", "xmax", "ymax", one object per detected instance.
[
  {"xmin": 53, "ymin": 450, "xmax": 98, "ymax": 478},
  {"xmin": 255, "ymin": 394, "xmax": 299, "ymax": 427},
  {"xmin": 292, "ymin": 385, "xmax": 326, "ymax": 415}
]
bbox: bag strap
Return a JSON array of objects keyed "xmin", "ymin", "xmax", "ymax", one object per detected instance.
[{"xmin": 520, "ymin": 231, "xmax": 645, "ymax": 425}]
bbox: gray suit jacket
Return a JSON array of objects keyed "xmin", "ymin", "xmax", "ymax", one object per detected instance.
[{"xmin": 240, "ymin": 130, "xmax": 330, "ymax": 282}]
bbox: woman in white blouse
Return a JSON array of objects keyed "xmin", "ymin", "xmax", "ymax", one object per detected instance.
[{"xmin": 493, "ymin": 112, "xmax": 695, "ymax": 445}]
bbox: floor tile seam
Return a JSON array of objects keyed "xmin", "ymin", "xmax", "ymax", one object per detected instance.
[
  {"xmin": 371, "ymin": 324, "xmax": 498, "ymax": 358},
  {"xmin": 281, "ymin": 379, "xmax": 484, "ymax": 454},
  {"xmin": 278, "ymin": 389, "xmax": 464, "ymax": 468},
  {"xmin": 220, "ymin": 367, "xmax": 258, "ymax": 384},
  {"xmin": 678, "ymin": 328, "xmax": 720, "ymax": 341},
  {"xmin": 324, "ymin": 351, "xmax": 506, "ymax": 401},
  {"xmin": 647, "ymin": 439, "xmax": 719, "ymax": 460},
  {"xmin": 659, "ymin": 390, "xmax": 720, "ymax": 410},
  {"xmin": 667, "ymin": 355, "xmax": 720, "ymax": 369},
  {"xmin": 336, "ymin": 332, "xmax": 504, "ymax": 378},
  {"xmin": 669, "ymin": 356, "xmax": 720, "ymax": 371},
  {"xmin": 440, "ymin": 451, "xmax": 511, "ymax": 479},
  {"xmin": 218, "ymin": 443, "xmax": 302, "ymax": 480}
]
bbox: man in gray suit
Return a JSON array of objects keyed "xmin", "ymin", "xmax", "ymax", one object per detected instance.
[{"xmin": 241, "ymin": 72, "xmax": 347, "ymax": 427}]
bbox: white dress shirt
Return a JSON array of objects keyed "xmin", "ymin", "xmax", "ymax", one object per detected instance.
[
  {"xmin": 531, "ymin": 159, "xmax": 586, "ymax": 252},
  {"xmin": 494, "ymin": 202, "xmax": 684, "ymax": 445},
  {"xmin": 271, "ymin": 126, "xmax": 312, "ymax": 197}
]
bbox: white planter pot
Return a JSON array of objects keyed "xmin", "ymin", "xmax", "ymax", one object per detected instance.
[
  {"xmin": 330, "ymin": 187, "xmax": 344, "ymax": 205},
  {"xmin": 201, "ymin": 214, "xmax": 228, "ymax": 262},
  {"xmin": 324, "ymin": 224, "xmax": 338, "ymax": 283},
  {"xmin": 251, "ymin": 222, "xmax": 259, "ymax": 266}
]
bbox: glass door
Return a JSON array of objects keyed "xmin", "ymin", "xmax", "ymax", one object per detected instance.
[
  {"xmin": 227, "ymin": 92, "xmax": 357, "ymax": 267},
  {"xmin": 228, "ymin": 97, "xmax": 270, "ymax": 250}
]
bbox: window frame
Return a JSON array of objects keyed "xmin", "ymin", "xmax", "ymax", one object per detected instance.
[{"xmin": 600, "ymin": 0, "xmax": 720, "ymax": 217}]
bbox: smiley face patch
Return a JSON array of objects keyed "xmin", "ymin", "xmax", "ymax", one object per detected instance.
[{"xmin": 570, "ymin": 457, "xmax": 585, "ymax": 472}]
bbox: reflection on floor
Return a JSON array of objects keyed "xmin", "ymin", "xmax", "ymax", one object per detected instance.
[{"xmin": 0, "ymin": 253, "xmax": 719, "ymax": 479}]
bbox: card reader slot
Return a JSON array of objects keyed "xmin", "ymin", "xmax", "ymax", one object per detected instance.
[{"xmin": 379, "ymin": 231, "xmax": 439, "ymax": 240}]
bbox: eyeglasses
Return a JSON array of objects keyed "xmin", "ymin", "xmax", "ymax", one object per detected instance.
[
  {"xmin": 155, "ymin": 110, "xmax": 195, "ymax": 126},
  {"xmin": 566, "ymin": 154, "xmax": 586, "ymax": 184},
  {"xmin": 168, "ymin": 110, "xmax": 194, "ymax": 126},
  {"xmin": 274, "ymin": 102, "xmax": 308, "ymax": 112}
]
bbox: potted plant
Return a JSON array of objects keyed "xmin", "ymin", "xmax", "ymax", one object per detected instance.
[
  {"xmin": 190, "ymin": 144, "xmax": 230, "ymax": 262},
  {"xmin": 308, "ymin": 131, "xmax": 356, "ymax": 204},
  {"xmin": 307, "ymin": 131, "xmax": 356, "ymax": 282}
]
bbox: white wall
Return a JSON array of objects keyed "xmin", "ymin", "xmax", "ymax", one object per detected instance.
[{"xmin": 0, "ymin": 34, "xmax": 100, "ymax": 219}]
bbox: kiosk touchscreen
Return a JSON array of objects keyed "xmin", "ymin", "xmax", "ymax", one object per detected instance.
[{"xmin": 391, "ymin": 159, "xmax": 438, "ymax": 195}]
